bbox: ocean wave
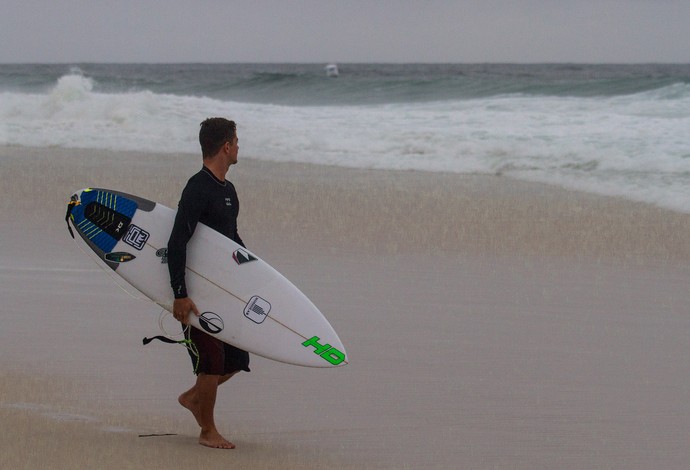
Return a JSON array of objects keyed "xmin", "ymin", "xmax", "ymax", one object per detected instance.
[
  {"xmin": 5, "ymin": 63, "xmax": 689, "ymax": 105},
  {"xmin": 2, "ymin": 65, "xmax": 690, "ymax": 213}
]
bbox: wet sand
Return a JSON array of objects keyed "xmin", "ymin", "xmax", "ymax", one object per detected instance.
[{"xmin": 2, "ymin": 145, "xmax": 690, "ymax": 468}]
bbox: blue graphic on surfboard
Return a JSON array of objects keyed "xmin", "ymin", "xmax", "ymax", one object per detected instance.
[{"xmin": 66, "ymin": 188, "xmax": 348, "ymax": 368}]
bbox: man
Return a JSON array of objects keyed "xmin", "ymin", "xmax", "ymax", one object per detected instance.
[{"xmin": 167, "ymin": 117, "xmax": 249, "ymax": 449}]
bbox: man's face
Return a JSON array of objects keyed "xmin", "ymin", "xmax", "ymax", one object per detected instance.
[{"xmin": 226, "ymin": 135, "xmax": 239, "ymax": 166}]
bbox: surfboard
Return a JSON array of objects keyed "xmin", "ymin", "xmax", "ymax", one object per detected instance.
[{"xmin": 65, "ymin": 188, "xmax": 348, "ymax": 368}]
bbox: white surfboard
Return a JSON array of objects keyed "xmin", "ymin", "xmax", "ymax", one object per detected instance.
[{"xmin": 66, "ymin": 188, "xmax": 348, "ymax": 368}]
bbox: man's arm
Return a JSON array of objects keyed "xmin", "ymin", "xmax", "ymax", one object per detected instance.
[{"xmin": 168, "ymin": 183, "xmax": 204, "ymax": 323}]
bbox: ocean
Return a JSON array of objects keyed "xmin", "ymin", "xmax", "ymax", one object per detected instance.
[{"xmin": 1, "ymin": 63, "xmax": 689, "ymax": 212}]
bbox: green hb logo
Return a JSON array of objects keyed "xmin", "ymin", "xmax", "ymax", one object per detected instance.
[{"xmin": 302, "ymin": 336, "xmax": 346, "ymax": 366}]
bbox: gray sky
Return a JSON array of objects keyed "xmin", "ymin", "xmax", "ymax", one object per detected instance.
[{"xmin": 2, "ymin": 0, "xmax": 689, "ymax": 63}]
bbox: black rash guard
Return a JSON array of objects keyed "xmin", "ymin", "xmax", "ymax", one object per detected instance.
[{"xmin": 168, "ymin": 166, "xmax": 245, "ymax": 299}]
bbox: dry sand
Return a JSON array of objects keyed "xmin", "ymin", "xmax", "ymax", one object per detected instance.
[{"xmin": 2, "ymin": 145, "xmax": 690, "ymax": 469}]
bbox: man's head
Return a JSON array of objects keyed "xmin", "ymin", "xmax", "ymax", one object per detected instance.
[{"xmin": 199, "ymin": 118, "xmax": 237, "ymax": 159}]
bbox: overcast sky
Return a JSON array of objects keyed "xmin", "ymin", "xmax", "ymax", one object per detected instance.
[{"xmin": 2, "ymin": 0, "xmax": 689, "ymax": 63}]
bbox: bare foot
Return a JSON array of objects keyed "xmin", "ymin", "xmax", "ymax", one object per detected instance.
[
  {"xmin": 199, "ymin": 429, "xmax": 236, "ymax": 449},
  {"xmin": 178, "ymin": 391, "xmax": 202, "ymax": 427}
]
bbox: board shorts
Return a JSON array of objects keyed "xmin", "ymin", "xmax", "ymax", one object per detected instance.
[{"xmin": 185, "ymin": 326, "xmax": 250, "ymax": 375}]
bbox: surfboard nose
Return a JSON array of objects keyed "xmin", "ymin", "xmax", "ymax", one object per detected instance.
[{"xmin": 300, "ymin": 334, "xmax": 348, "ymax": 367}]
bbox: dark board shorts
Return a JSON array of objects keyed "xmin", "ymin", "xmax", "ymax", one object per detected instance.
[{"xmin": 185, "ymin": 326, "xmax": 250, "ymax": 375}]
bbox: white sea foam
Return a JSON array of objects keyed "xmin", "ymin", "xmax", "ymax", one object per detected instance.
[{"xmin": 2, "ymin": 73, "xmax": 690, "ymax": 212}]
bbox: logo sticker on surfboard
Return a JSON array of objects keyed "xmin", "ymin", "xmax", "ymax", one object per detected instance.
[
  {"xmin": 199, "ymin": 312, "xmax": 224, "ymax": 334},
  {"xmin": 244, "ymin": 296, "xmax": 271, "ymax": 324},
  {"xmin": 233, "ymin": 248, "xmax": 257, "ymax": 265},
  {"xmin": 156, "ymin": 248, "xmax": 168, "ymax": 264},
  {"xmin": 123, "ymin": 224, "xmax": 149, "ymax": 250},
  {"xmin": 104, "ymin": 252, "xmax": 136, "ymax": 263}
]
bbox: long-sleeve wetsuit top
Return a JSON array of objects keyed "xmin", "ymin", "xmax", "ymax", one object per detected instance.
[{"xmin": 168, "ymin": 166, "xmax": 245, "ymax": 299}]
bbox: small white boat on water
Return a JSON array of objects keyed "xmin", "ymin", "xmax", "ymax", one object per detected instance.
[{"xmin": 325, "ymin": 63, "xmax": 339, "ymax": 77}]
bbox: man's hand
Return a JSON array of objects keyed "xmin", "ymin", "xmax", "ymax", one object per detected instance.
[{"xmin": 173, "ymin": 297, "xmax": 200, "ymax": 324}]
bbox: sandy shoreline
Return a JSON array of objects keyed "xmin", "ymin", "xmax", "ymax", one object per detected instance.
[
  {"xmin": 2, "ymin": 145, "xmax": 690, "ymax": 468},
  {"xmin": 4, "ymin": 145, "xmax": 690, "ymax": 263}
]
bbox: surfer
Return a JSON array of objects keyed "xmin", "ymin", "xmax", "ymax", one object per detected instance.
[{"xmin": 167, "ymin": 117, "xmax": 250, "ymax": 449}]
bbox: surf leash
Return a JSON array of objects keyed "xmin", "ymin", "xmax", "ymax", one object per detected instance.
[
  {"xmin": 142, "ymin": 335, "xmax": 185, "ymax": 346},
  {"xmin": 65, "ymin": 195, "xmax": 80, "ymax": 239},
  {"xmin": 143, "ymin": 321, "xmax": 200, "ymax": 374}
]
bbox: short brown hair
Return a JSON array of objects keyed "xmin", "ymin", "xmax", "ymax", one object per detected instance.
[{"xmin": 199, "ymin": 118, "xmax": 236, "ymax": 158}]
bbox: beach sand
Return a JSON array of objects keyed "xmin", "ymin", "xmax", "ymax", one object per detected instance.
[{"xmin": 2, "ymin": 145, "xmax": 690, "ymax": 469}]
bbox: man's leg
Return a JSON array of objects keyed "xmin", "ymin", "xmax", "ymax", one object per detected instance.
[
  {"xmin": 195, "ymin": 373, "xmax": 234, "ymax": 449},
  {"xmin": 178, "ymin": 372, "xmax": 237, "ymax": 449}
]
